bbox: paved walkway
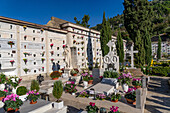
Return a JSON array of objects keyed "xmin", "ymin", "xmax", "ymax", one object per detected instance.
[{"xmin": 145, "ymin": 76, "xmax": 170, "ymax": 113}]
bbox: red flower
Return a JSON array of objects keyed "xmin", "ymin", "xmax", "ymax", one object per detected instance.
[
  {"xmin": 89, "ymin": 102, "xmax": 95, "ymax": 107},
  {"xmin": 63, "ymin": 45, "xmax": 66, "ymax": 48},
  {"xmin": 18, "ymin": 78, "xmax": 22, "ymax": 84},
  {"xmin": 50, "ymin": 44, "xmax": 54, "ymax": 47}
]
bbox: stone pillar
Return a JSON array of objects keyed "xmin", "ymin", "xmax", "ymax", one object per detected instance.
[
  {"xmin": 16, "ymin": 25, "xmax": 21, "ymax": 77},
  {"xmin": 136, "ymin": 88, "xmax": 142, "ymax": 109},
  {"xmin": 45, "ymin": 31, "xmax": 50, "ymax": 76},
  {"xmin": 67, "ymin": 27, "xmax": 73, "ymax": 47}
]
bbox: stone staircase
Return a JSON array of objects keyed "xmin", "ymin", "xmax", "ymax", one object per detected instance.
[{"xmin": 127, "ymin": 68, "xmax": 143, "ymax": 77}]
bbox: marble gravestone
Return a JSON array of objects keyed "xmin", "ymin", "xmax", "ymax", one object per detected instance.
[{"xmin": 104, "ymin": 40, "xmax": 119, "ymax": 72}]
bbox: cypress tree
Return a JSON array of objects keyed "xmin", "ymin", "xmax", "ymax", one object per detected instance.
[
  {"xmin": 116, "ymin": 29, "xmax": 124, "ymax": 63},
  {"xmin": 144, "ymin": 28, "xmax": 152, "ymax": 65},
  {"xmin": 123, "ymin": 0, "xmax": 153, "ymax": 66},
  {"xmin": 100, "ymin": 12, "xmax": 111, "ymax": 57},
  {"xmin": 157, "ymin": 35, "xmax": 161, "ymax": 60}
]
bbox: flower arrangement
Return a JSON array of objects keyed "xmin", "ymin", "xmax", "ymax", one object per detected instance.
[
  {"xmin": 50, "ymin": 44, "xmax": 54, "ymax": 47},
  {"xmin": 125, "ymin": 87, "xmax": 136, "ymax": 103},
  {"xmin": 23, "ymin": 58, "xmax": 27, "ymax": 64},
  {"xmin": 23, "ymin": 68, "xmax": 29, "ymax": 74},
  {"xmin": 0, "ymin": 89, "xmax": 8, "ymax": 99},
  {"xmin": 81, "ymin": 72, "xmax": 89, "ymax": 81},
  {"xmin": 10, "ymin": 60, "xmax": 15, "ymax": 66},
  {"xmin": 41, "ymin": 51, "xmax": 45, "ymax": 56},
  {"xmin": 81, "ymin": 36, "xmax": 84, "ymax": 39},
  {"xmin": 41, "ymin": 58, "xmax": 45, "ymax": 63},
  {"xmin": 118, "ymin": 72, "xmax": 132, "ymax": 85},
  {"xmin": 8, "ymin": 76, "xmax": 22, "ymax": 89},
  {"xmin": 73, "ymin": 40, "xmax": 76, "ymax": 43},
  {"xmin": 8, "ymin": 41, "xmax": 14, "ymax": 48},
  {"xmin": 70, "ymin": 68, "xmax": 79, "ymax": 75},
  {"xmin": 42, "ymin": 67, "xmax": 44, "ymax": 71},
  {"xmin": 108, "ymin": 106, "xmax": 120, "ymax": 113},
  {"xmin": 50, "ymin": 51, "xmax": 54, "ymax": 55},
  {"xmin": 73, "ymin": 34, "xmax": 75, "ymax": 37},
  {"xmin": 132, "ymin": 78, "xmax": 142, "ymax": 88},
  {"xmin": 96, "ymin": 93, "xmax": 106, "ymax": 100},
  {"xmin": 78, "ymin": 52, "xmax": 80, "ymax": 55},
  {"xmin": 89, "ymin": 75, "xmax": 93, "ymax": 81},
  {"xmin": 63, "ymin": 45, "xmax": 66, "ymax": 48},
  {"xmin": 81, "ymin": 47, "xmax": 84, "ymax": 50},
  {"xmin": 86, "ymin": 102, "xmax": 99, "ymax": 113},
  {"xmin": 40, "ymin": 28, "xmax": 44, "ymax": 32},
  {"xmin": 0, "ymin": 73, "xmax": 6, "ymax": 84},
  {"xmin": 23, "ymin": 52, "xmax": 29, "ymax": 57},
  {"xmin": 78, "ymin": 91, "xmax": 89, "ymax": 98},
  {"xmin": 50, "ymin": 71, "xmax": 61, "ymax": 79},
  {"xmin": 26, "ymin": 90, "xmax": 40, "ymax": 104},
  {"xmin": 51, "ymin": 58, "xmax": 54, "ymax": 62},
  {"xmin": 81, "ymin": 41, "xmax": 84, "ymax": 45},
  {"xmin": 59, "ymin": 68, "xmax": 64, "ymax": 73},
  {"xmin": 2, "ymin": 94, "xmax": 23, "ymax": 111},
  {"xmin": 65, "ymin": 81, "xmax": 77, "ymax": 94},
  {"xmin": 23, "ymin": 25, "xmax": 27, "ymax": 29}
]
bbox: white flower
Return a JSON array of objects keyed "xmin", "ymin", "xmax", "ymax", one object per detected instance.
[
  {"xmin": 11, "ymin": 78, "xmax": 15, "ymax": 82},
  {"xmin": 16, "ymin": 77, "xmax": 19, "ymax": 81}
]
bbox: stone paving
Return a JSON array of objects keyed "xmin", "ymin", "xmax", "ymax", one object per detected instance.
[{"xmin": 145, "ymin": 76, "xmax": 170, "ymax": 113}]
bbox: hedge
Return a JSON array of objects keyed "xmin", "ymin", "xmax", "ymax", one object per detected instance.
[{"xmin": 151, "ymin": 66, "xmax": 170, "ymax": 77}]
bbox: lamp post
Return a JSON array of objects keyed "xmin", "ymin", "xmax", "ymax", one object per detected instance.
[{"xmin": 90, "ymin": 88, "xmax": 96, "ymax": 100}]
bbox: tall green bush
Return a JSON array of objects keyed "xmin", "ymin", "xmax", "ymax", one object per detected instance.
[
  {"xmin": 151, "ymin": 66, "xmax": 170, "ymax": 77},
  {"xmin": 30, "ymin": 80, "xmax": 40, "ymax": 92},
  {"xmin": 53, "ymin": 81, "xmax": 63, "ymax": 102}
]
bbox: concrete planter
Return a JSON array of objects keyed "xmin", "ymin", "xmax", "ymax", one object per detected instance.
[
  {"xmin": 122, "ymin": 83, "xmax": 129, "ymax": 93},
  {"xmin": 0, "ymin": 84, "xmax": 5, "ymax": 91},
  {"xmin": 83, "ymin": 81, "xmax": 88, "ymax": 89},
  {"xmin": 53, "ymin": 101, "xmax": 64, "ymax": 109},
  {"xmin": 19, "ymin": 94, "xmax": 27, "ymax": 101}
]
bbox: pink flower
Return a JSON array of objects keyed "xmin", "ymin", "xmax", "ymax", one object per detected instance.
[
  {"xmin": 89, "ymin": 102, "xmax": 95, "ymax": 107},
  {"xmin": 4, "ymin": 89, "xmax": 8, "ymax": 92},
  {"xmin": 90, "ymin": 75, "xmax": 93, "ymax": 77},
  {"xmin": 12, "ymin": 98, "xmax": 16, "ymax": 101}
]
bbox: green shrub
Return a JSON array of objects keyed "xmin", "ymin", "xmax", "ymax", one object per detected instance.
[
  {"xmin": 53, "ymin": 81, "xmax": 63, "ymax": 102},
  {"xmin": 16, "ymin": 86, "xmax": 27, "ymax": 96},
  {"xmin": 151, "ymin": 66, "xmax": 170, "ymax": 77},
  {"xmin": 30, "ymin": 80, "xmax": 40, "ymax": 92},
  {"xmin": 103, "ymin": 71, "xmax": 119, "ymax": 78},
  {"xmin": 50, "ymin": 71, "xmax": 62, "ymax": 79}
]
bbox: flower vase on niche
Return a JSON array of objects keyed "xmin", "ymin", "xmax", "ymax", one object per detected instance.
[
  {"xmin": 8, "ymin": 41, "xmax": 14, "ymax": 48},
  {"xmin": 23, "ymin": 59, "xmax": 27, "ymax": 65},
  {"xmin": 50, "ymin": 44, "xmax": 53, "ymax": 49},
  {"xmin": 10, "ymin": 60, "xmax": 15, "ymax": 67}
]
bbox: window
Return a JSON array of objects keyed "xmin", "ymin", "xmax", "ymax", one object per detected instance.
[
  {"xmin": 11, "ymin": 34, "xmax": 13, "ymax": 38},
  {"xmin": 11, "ymin": 54, "xmax": 13, "ymax": 57},
  {"xmin": 78, "ymin": 48, "xmax": 79, "ymax": 51},
  {"xmin": 34, "ymin": 62, "xmax": 36, "ymax": 65},
  {"xmin": 57, "ymin": 47, "xmax": 59, "ymax": 50},
  {"xmin": 42, "ymin": 46, "xmax": 43, "ymax": 50},
  {"xmin": 63, "ymin": 40, "xmax": 65, "ymax": 44},
  {"xmin": 41, "ymin": 38, "xmax": 44, "ymax": 42},
  {"xmin": 34, "ymin": 54, "xmax": 36, "ymax": 57},
  {"xmin": 33, "ymin": 30, "xmax": 35, "ymax": 33},
  {"xmin": 50, "ymin": 39, "xmax": 52, "ymax": 42},
  {"xmin": 0, "ymin": 54, "xmax": 1, "ymax": 57},
  {"xmin": 33, "ymin": 38, "xmax": 35, "ymax": 41},
  {"xmin": 10, "ymin": 25, "xmax": 12, "ymax": 29},
  {"xmin": 24, "ymin": 36, "xmax": 27, "ymax": 40},
  {"xmin": 57, "ymin": 54, "xmax": 59, "ymax": 56},
  {"xmin": 34, "ymin": 70, "xmax": 36, "ymax": 73}
]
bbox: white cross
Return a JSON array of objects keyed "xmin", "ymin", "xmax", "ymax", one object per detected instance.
[{"xmin": 126, "ymin": 43, "xmax": 138, "ymax": 68}]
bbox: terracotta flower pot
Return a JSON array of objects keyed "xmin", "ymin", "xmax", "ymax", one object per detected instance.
[
  {"xmin": 7, "ymin": 108, "xmax": 19, "ymax": 112},
  {"xmin": 126, "ymin": 98, "xmax": 136, "ymax": 105},
  {"xmin": 111, "ymin": 99, "xmax": 118, "ymax": 102},
  {"xmin": 134, "ymin": 85, "xmax": 141, "ymax": 89},
  {"xmin": 88, "ymin": 80, "xmax": 93, "ymax": 84},
  {"xmin": 0, "ymin": 96, "xmax": 4, "ymax": 101},
  {"xmin": 30, "ymin": 100, "xmax": 37, "ymax": 104},
  {"xmin": 73, "ymin": 74, "xmax": 77, "ymax": 76},
  {"xmin": 52, "ymin": 77, "xmax": 59, "ymax": 80}
]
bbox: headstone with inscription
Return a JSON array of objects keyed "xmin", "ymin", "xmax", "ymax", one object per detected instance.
[{"xmin": 103, "ymin": 40, "xmax": 119, "ymax": 72}]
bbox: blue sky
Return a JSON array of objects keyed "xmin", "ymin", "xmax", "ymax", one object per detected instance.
[{"xmin": 0, "ymin": 0, "xmax": 125, "ymax": 27}]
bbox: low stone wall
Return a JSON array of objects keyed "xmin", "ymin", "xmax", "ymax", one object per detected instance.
[{"xmin": 20, "ymin": 73, "xmax": 48, "ymax": 82}]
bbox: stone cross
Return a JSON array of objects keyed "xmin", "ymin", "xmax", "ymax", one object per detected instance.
[{"xmin": 126, "ymin": 43, "xmax": 138, "ymax": 68}]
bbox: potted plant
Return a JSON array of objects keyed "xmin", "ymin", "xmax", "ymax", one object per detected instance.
[
  {"xmin": 23, "ymin": 58, "xmax": 27, "ymax": 65},
  {"xmin": 53, "ymin": 81, "xmax": 64, "ymax": 109},
  {"xmin": 2, "ymin": 94, "xmax": 23, "ymax": 112},
  {"xmin": 108, "ymin": 106, "xmax": 120, "ymax": 113},
  {"xmin": 111, "ymin": 93, "xmax": 121, "ymax": 102},
  {"xmin": 16, "ymin": 86, "xmax": 28, "ymax": 101},
  {"xmin": 10, "ymin": 60, "xmax": 15, "ymax": 66},
  {"xmin": 96, "ymin": 93, "xmax": 106, "ymax": 100},
  {"xmin": 132, "ymin": 78, "xmax": 142, "ymax": 89},
  {"xmin": 82, "ymin": 72, "xmax": 89, "ymax": 89},
  {"xmin": 78, "ymin": 91, "xmax": 89, "ymax": 98},
  {"xmin": 88, "ymin": 75, "xmax": 93, "ymax": 84},
  {"xmin": 50, "ymin": 44, "xmax": 54, "ymax": 49},
  {"xmin": 118, "ymin": 72, "xmax": 132, "ymax": 92},
  {"xmin": 0, "ymin": 89, "xmax": 8, "ymax": 101},
  {"xmin": 8, "ymin": 41, "xmax": 14, "ymax": 48},
  {"xmin": 8, "ymin": 76, "xmax": 22, "ymax": 94},
  {"xmin": 50, "ymin": 71, "xmax": 62, "ymax": 80},
  {"xmin": 26, "ymin": 90, "xmax": 40, "ymax": 104},
  {"xmin": 23, "ymin": 68, "xmax": 29, "ymax": 74},
  {"xmin": 30, "ymin": 80, "xmax": 40, "ymax": 92},
  {"xmin": 65, "ymin": 81, "xmax": 77, "ymax": 95},
  {"xmin": 0, "ymin": 73, "xmax": 6, "ymax": 91},
  {"xmin": 125, "ymin": 87, "xmax": 136, "ymax": 105},
  {"xmin": 70, "ymin": 68, "xmax": 79, "ymax": 76},
  {"xmin": 86, "ymin": 102, "xmax": 99, "ymax": 113}
]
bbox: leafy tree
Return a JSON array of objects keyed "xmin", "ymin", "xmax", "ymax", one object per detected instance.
[
  {"xmin": 74, "ymin": 15, "xmax": 90, "ymax": 28},
  {"xmin": 157, "ymin": 35, "xmax": 161, "ymax": 60},
  {"xmin": 116, "ymin": 29, "xmax": 124, "ymax": 63},
  {"xmin": 100, "ymin": 12, "xmax": 111, "ymax": 57},
  {"xmin": 123, "ymin": 0, "xmax": 153, "ymax": 66}
]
